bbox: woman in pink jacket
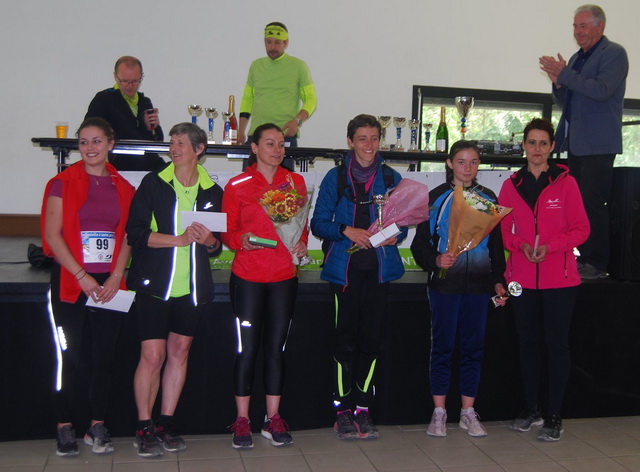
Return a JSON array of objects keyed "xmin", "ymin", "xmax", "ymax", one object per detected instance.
[{"xmin": 499, "ymin": 118, "xmax": 589, "ymax": 442}]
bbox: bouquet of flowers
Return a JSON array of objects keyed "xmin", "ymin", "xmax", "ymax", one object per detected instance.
[
  {"xmin": 346, "ymin": 178, "xmax": 430, "ymax": 254},
  {"xmin": 259, "ymin": 175, "xmax": 313, "ymax": 266},
  {"xmin": 439, "ymin": 185, "xmax": 511, "ymax": 278}
]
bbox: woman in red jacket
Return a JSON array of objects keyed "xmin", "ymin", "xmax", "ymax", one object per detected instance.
[
  {"xmin": 42, "ymin": 117, "xmax": 135, "ymax": 457},
  {"xmin": 222, "ymin": 123, "xmax": 308, "ymax": 449},
  {"xmin": 499, "ymin": 118, "xmax": 589, "ymax": 442}
]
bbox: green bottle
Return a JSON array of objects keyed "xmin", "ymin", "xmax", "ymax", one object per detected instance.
[{"xmin": 435, "ymin": 106, "xmax": 448, "ymax": 153}]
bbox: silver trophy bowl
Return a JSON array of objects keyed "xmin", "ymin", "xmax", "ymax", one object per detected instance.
[
  {"xmin": 188, "ymin": 104, "xmax": 203, "ymax": 124},
  {"xmin": 378, "ymin": 116, "xmax": 392, "ymax": 151}
]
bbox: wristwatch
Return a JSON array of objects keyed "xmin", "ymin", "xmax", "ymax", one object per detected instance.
[
  {"xmin": 207, "ymin": 241, "xmax": 218, "ymax": 250},
  {"xmin": 295, "ymin": 118, "xmax": 303, "ymax": 127}
]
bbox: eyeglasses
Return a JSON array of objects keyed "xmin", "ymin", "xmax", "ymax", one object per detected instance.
[{"xmin": 116, "ymin": 77, "xmax": 143, "ymax": 86}]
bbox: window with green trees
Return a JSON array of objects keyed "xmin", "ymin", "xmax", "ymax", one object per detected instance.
[{"xmin": 413, "ymin": 86, "xmax": 640, "ymax": 171}]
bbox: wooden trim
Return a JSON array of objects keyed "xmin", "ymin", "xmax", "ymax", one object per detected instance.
[{"xmin": 0, "ymin": 214, "xmax": 41, "ymax": 237}]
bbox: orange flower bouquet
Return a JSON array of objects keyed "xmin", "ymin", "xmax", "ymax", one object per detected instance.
[
  {"xmin": 439, "ymin": 185, "xmax": 512, "ymax": 278},
  {"xmin": 259, "ymin": 175, "xmax": 313, "ymax": 266}
]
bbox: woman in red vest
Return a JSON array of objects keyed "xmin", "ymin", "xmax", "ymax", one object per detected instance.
[{"xmin": 41, "ymin": 117, "xmax": 135, "ymax": 457}]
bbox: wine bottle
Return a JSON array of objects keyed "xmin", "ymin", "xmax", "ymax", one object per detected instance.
[
  {"xmin": 435, "ymin": 106, "xmax": 448, "ymax": 153},
  {"xmin": 223, "ymin": 95, "xmax": 238, "ymax": 145}
]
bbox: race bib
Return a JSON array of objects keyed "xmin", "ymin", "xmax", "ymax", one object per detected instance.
[{"xmin": 81, "ymin": 231, "xmax": 115, "ymax": 263}]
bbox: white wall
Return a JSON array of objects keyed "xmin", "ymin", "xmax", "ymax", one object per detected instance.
[{"xmin": 1, "ymin": 0, "xmax": 637, "ymax": 214}]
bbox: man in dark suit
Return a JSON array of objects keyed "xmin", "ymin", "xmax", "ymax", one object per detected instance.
[
  {"xmin": 86, "ymin": 56, "xmax": 165, "ymax": 170},
  {"xmin": 539, "ymin": 4, "xmax": 628, "ymax": 279}
]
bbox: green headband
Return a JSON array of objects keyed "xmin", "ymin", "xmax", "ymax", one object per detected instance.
[{"xmin": 265, "ymin": 25, "xmax": 288, "ymax": 40}]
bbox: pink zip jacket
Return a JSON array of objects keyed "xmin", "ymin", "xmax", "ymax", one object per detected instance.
[{"xmin": 499, "ymin": 163, "xmax": 590, "ymax": 290}]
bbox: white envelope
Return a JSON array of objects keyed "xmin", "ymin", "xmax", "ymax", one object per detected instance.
[
  {"xmin": 86, "ymin": 289, "xmax": 135, "ymax": 313},
  {"xmin": 181, "ymin": 211, "xmax": 227, "ymax": 232}
]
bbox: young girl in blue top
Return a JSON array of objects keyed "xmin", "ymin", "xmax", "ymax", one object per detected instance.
[{"xmin": 411, "ymin": 140, "xmax": 507, "ymax": 438}]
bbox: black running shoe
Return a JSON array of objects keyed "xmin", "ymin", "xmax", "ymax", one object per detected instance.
[
  {"xmin": 155, "ymin": 422, "xmax": 186, "ymax": 452},
  {"xmin": 509, "ymin": 409, "xmax": 543, "ymax": 432},
  {"xmin": 134, "ymin": 424, "xmax": 163, "ymax": 457},
  {"xmin": 354, "ymin": 409, "xmax": 379, "ymax": 439},
  {"xmin": 84, "ymin": 422, "xmax": 114, "ymax": 454},
  {"xmin": 261, "ymin": 413, "xmax": 293, "ymax": 446},
  {"xmin": 537, "ymin": 415, "xmax": 564, "ymax": 442},
  {"xmin": 56, "ymin": 425, "xmax": 79, "ymax": 457},
  {"xmin": 334, "ymin": 409, "xmax": 358, "ymax": 440}
]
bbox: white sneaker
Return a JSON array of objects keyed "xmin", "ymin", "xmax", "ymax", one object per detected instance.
[
  {"xmin": 459, "ymin": 407, "xmax": 487, "ymax": 437},
  {"xmin": 427, "ymin": 408, "xmax": 447, "ymax": 437}
]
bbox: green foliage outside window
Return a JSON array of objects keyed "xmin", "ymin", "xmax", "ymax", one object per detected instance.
[{"xmin": 419, "ymin": 104, "xmax": 639, "ymax": 169}]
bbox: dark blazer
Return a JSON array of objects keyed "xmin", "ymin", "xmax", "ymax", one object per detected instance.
[
  {"xmin": 552, "ymin": 36, "xmax": 628, "ymax": 156},
  {"xmin": 85, "ymin": 88, "xmax": 164, "ymax": 141}
]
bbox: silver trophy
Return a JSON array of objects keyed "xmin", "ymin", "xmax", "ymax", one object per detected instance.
[
  {"xmin": 346, "ymin": 190, "xmax": 391, "ymax": 255},
  {"xmin": 378, "ymin": 116, "xmax": 392, "ymax": 151},
  {"xmin": 392, "ymin": 117, "xmax": 407, "ymax": 151},
  {"xmin": 188, "ymin": 104, "xmax": 203, "ymax": 125},
  {"xmin": 221, "ymin": 112, "xmax": 232, "ymax": 144},
  {"xmin": 408, "ymin": 119, "xmax": 421, "ymax": 152},
  {"xmin": 423, "ymin": 123, "xmax": 433, "ymax": 152},
  {"xmin": 205, "ymin": 107, "xmax": 218, "ymax": 143},
  {"xmin": 491, "ymin": 280, "xmax": 523, "ymax": 307},
  {"xmin": 372, "ymin": 193, "xmax": 389, "ymax": 231},
  {"xmin": 455, "ymin": 96, "xmax": 474, "ymax": 139}
]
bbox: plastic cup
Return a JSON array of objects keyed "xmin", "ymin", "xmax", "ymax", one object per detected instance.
[{"xmin": 55, "ymin": 121, "xmax": 68, "ymax": 139}]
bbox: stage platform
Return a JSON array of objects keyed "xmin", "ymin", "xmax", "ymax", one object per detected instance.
[{"xmin": 2, "ymin": 236, "xmax": 639, "ymax": 442}]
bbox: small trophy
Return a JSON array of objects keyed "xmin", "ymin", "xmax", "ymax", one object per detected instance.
[
  {"xmin": 378, "ymin": 116, "xmax": 392, "ymax": 151},
  {"xmin": 491, "ymin": 280, "xmax": 523, "ymax": 307},
  {"xmin": 188, "ymin": 104, "xmax": 203, "ymax": 125},
  {"xmin": 205, "ymin": 108, "xmax": 218, "ymax": 143},
  {"xmin": 221, "ymin": 112, "xmax": 232, "ymax": 144},
  {"xmin": 345, "ymin": 192, "xmax": 390, "ymax": 254},
  {"xmin": 393, "ymin": 117, "xmax": 406, "ymax": 151},
  {"xmin": 408, "ymin": 119, "xmax": 421, "ymax": 152},
  {"xmin": 455, "ymin": 96, "xmax": 474, "ymax": 139},
  {"xmin": 423, "ymin": 123, "xmax": 433, "ymax": 152},
  {"xmin": 372, "ymin": 193, "xmax": 389, "ymax": 231}
]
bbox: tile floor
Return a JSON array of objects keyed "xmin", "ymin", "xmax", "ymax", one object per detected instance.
[{"xmin": 2, "ymin": 416, "xmax": 640, "ymax": 471}]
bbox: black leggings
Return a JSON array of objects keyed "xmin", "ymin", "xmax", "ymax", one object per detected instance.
[
  {"xmin": 48, "ymin": 264, "xmax": 123, "ymax": 423},
  {"xmin": 230, "ymin": 273, "xmax": 298, "ymax": 397},
  {"xmin": 330, "ymin": 267, "xmax": 390, "ymax": 410},
  {"xmin": 511, "ymin": 286, "xmax": 577, "ymax": 416}
]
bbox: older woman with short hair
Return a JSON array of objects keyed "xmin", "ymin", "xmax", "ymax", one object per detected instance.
[{"xmin": 126, "ymin": 122, "xmax": 223, "ymax": 457}]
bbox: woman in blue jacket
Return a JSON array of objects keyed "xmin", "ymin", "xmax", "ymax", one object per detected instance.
[{"xmin": 311, "ymin": 114, "xmax": 406, "ymax": 440}]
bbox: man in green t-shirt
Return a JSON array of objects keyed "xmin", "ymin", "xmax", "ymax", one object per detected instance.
[{"xmin": 238, "ymin": 22, "xmax": 317, "ymax": 148}]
